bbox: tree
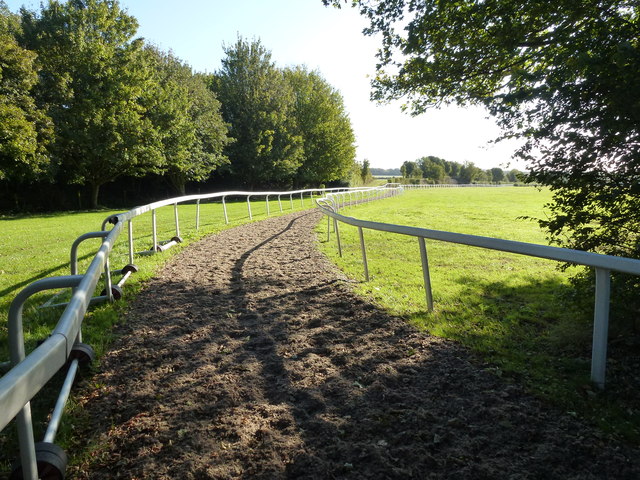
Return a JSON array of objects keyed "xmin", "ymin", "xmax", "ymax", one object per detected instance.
[
  {"xmin": 213, "ymin": 37, "xmax": 303, "ymax": 188},
  {"xmin": 361, "ymin": 158, "xmax": 373, "ymax": 184},
  {"xmin": 418, "ymin": 157, "xmax": 445, "ymax": 183},
  {"xmin": 144, "ymin": 47, "xmax": 230, "ymax": 195},
  {"xmin": 20, "ymin": 0, "xmax": 163, "ymax": 208},
  {"xmin": 285, "ymin": 66, "xmax": 356, "ymax": 187},
  {"xmin": 0, "ymin": 3, "xmax": 52, "ymax": 183},
  {"xmin": 400, "ymin": 160, "xmax": 419, "ymax": 178},
  {"xmin": 330, "ymin": 0, "xmax": 640, "ymax": 320},
  {"xmin": 458, "ymin": 162, "xmax": 481, "ymax": 184},
  {"xmin": 490, "ymin": 167, "xmax": 505, "ymax": 184}
]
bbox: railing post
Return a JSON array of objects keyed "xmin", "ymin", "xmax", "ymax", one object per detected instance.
[
  {"xmin": 174, "ymin": 203, "xmax": 180, "ymax": 238},
  {"xmin": 128, "ymin": 219, "xmax": 134, "ymax": 264},
  {"xmin": 333, "ymin": 218, "xmax": 342, "ymax": 257},
  {"xmin": 290, "ymin": 194, "xmax": 294, "ymax": 210},
  {"xmin": 418, "ymin": 237, "xmax": 434, "ymax": 311},
  {"xmin": 326, "ymin": 215, "xmax": 331, "ymax": 242},
  {"xmin": 16, "ymin": 406, "xmax": 37, "ymax": 480},
  {"xmin": 247, "ymin": 196, "xmax": 253, "ymax": 220},
  {"xmin": 152, "ymin": 209, "xmax": 158, "ymax": 252},
  {"xmin": 196, "ymin": 199, "xmax": 201, "ymax": 231},
  {"xmin": 222, "ymin": 196, "xmax": 229, "ymax": 224},
  {"xmin": 358, "ymin": 226, "xmax": 370, "ymax": 281},
  {"xmin": 266, "ymin": 195, "xmax": 270, "ymax": 216},
  {"xmin": 591, "ymin": 268, "xmax": 611, "ymax": 389},
  {"xmin": 300, "ymin": 192, "xmax": 304, "ymax": 207},
  {"xmin": 278, "ymin": 195, "xmax": 283, "ymax": 212}
]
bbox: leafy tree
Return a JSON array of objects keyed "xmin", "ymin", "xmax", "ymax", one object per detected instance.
[
  {"xmin": 418, "ymin": 157, "xmax": 445, "ymax": 183},
  {"xmin": 144, "ymin": 47, "xmax": 230, "ymax": 195},
  {"xmin": 400, "ymin": 160, "xmax": 419, "ymax": 178},
  {"xmin": 20, "ymin": 0, "xmax": 162, "ymax": 208},
  {"xmin": 361, "ymin": 158, "xmax": 373, "ymax": 184},
  {"xmin": 213, "ymin": 37, "xmax": 303, "ymax": 188},
  {"xmin": 285, "ymin": 66, "xmax": 356, "ymax": 187},
  {"xmin": 0, "ymin": 2, "xmax": 52, "ymax": 183},
  {"xmin": 330, "ymin": 0, "xmax": 640, "ymax": 321},
  {"xmin": 507, "ymin": 168, "xmax": 523, "ymax": 183},
  {"xmin": 458, "ymin": 162, "xmax": 481, "ymax": 184},
  {"xmin": 490, "ymin": 167, "xmax": 505, "ymax": 184}
]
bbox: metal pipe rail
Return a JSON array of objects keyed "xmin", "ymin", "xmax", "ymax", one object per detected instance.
[
  {"xmin": 0, "ymin": 184, "xmax": 388, "ymax": 479},
  {"xmin": 316, "ymin": 190, "xmax": 640, "ymax": 390}
]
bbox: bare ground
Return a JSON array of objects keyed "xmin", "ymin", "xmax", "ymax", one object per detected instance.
[{"xmin": 73, "ymin": 210, "xmax": 640, "ymax": 479}]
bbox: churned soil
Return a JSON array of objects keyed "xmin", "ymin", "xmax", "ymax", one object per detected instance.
[{"xmin": 73, "ymin": 210, "xmax": 640, "ymax": 479}]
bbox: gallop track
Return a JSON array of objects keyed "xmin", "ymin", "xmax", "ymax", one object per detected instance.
[{"xmin": 74, "ymin": 210, "xmax": 640, "ymax": 479}]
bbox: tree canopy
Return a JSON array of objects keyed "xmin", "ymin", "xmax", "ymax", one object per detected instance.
[
  {"xmin": 20, "ymin": 0, "xmax": 162, "ymax": 208},
  {"xmin": 212, "ymin": 37, "xmax": 304, "ymax": 188},
  {"xmin": 285, "ymin": 67, "xmax": 356, "ymax": 187},
  {"xmin": 0, "ymin": 3, "xmax": 51, "ymax": 183},
  {"xmin": 0, "ymin": 2, "xmax": 356, "ymax": 210}
]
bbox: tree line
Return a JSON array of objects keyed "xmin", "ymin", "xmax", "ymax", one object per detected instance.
[
  {"xmin": 0, "ymin": 0, "xmax": 357, "ymax": 210},
  {"xmin": 399, "ymin": 157, "xmax": 524, "ymax": 184}
]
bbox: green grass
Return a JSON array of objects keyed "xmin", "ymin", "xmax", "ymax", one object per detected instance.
[
  {"xmin": 317, "ymin": 187, "xmax": 640, "ymax": 443},
  {"xmin": 0, "ymin": 194, "xmax": 312, "ymax": 472}
]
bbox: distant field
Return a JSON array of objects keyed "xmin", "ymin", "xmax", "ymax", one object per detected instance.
[{"xmin": 316, "ymin": 186, "xmax": 639, "ymax": 442}]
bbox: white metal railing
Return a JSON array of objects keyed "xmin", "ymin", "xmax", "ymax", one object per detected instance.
[
  {"xmin": 0, "ymin": 185, "xmax": 389, "ymax": 479},
  {"xmin": 316, "ymin": 188, "xmax": 640, "ymax": 391}
]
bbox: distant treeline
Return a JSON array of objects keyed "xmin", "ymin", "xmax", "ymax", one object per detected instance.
[
  {"xmin": 398, "ymin": 156, "xmax": 524, "ymax": 184},
  {"xmin": 0, "ymin": 0, "xmax": 358, "ymax": 212}
]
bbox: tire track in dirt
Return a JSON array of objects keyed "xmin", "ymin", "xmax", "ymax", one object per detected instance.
[{"xmin": 74, "ymin": 210, "xmax": 640, "ymax": 479}]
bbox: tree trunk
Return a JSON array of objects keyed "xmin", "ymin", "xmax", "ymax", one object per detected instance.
[{"xmin": 91, "ymin": 183, "xmax": 100, "ymax": 209}]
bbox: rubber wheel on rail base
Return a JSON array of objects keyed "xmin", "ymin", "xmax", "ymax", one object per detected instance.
[
  {"xmin": 10, "ymin": 442, "xmax": 68, "ymax": 480},
  {"xmin": 70, "ymin": 342, "xmax": 95, "ymax": 366},
  {"xmin": 100, "ymin": 284, "xmax": 124, "ymax": 301},
  {"xmin": 121, "ymin": 263, "xmax": 139, "ymax": 275}
]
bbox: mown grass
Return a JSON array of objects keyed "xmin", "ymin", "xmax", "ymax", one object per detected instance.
[
  {"xmin": 316, "ymin": 187, "xmax": 640, "ymax": 444},
  {"xmin": 0, "ymin": 193, "xmax": 312, "ymax": 472}
]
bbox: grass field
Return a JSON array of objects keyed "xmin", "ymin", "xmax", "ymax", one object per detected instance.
[
  {"xmin": 0, "ymin": 194, "xmax": 312, "ymax": 468},
  {"xmin": 316, "ymin": 186, "xmax": 639, "ymax": 443}
]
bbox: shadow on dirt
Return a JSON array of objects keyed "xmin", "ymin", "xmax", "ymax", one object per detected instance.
[{"xmin": 68, "ymin": 211, "xmax": 640, "ymax": 479}]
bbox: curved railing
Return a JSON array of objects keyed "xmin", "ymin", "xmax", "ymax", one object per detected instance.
[
  {"xmin": 0, "ymin": 185, "xmax": 393, "ymax": 479},
  {"xmin": 316, "ymin": 189, "xmax": 640, "ymax": 391}
]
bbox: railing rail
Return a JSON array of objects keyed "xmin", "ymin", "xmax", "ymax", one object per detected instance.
[
  {"xmin": 316, "ymin": 189, "xmax": 640, "ymax": 391},
  {"xmin": 0, "ymin": 184, "xmax": 388, "ymax": 479}
]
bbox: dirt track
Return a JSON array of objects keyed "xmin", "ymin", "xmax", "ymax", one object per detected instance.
[{"xmin": 74, "ymin": 210, "xmax": 640, "ymax": 479}]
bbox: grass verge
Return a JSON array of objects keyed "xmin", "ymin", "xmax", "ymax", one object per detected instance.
[{"xmin": 316, "ymin": 187, "xmax": 640, "ymax": 444}]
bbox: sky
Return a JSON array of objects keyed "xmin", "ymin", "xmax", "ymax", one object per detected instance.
[{"xmin": 5, "ymin": 0, "xmax": 525, "ymax": 171}]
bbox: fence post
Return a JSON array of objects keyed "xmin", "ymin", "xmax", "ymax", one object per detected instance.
[
  {"xmin": 222, "ymin": 196, "xmax": 229, "ymax": 224},
  {"xmin": 152, "ymin": 209, "xmax": 158, "ymax": 251},
  {"xmin": 333, "ymin": 218, "xmax": 342, "ymax": 257},
  {"xmin": 418, "ymin": 237, "xmax": 434, "ymax": 311},
  {"xmin": 278, "ymin": 194, "xmax": 283, "ymax": 212},
  {"xmin": 326, "ymin": 215, "xmax": 331, "ymax": 242},
  {"xmin": 128, "ymin": 219, "xmax": 134, "ymax": 264},
  {"xmin": 174, "ymin": 203, "xmax": 180, "ymax": 238},
  {"xmin": 300, "ymin": 192, "xmax": 304, "ymax": 208},
  {"xmin": 266, "ymin": 195, "xmax": 270, "ymax": 216},
  {"xmin": 290, "ymin": 194, "xmax": 294, "ymax": 210},
  {"xmin": 591, "ymin": 267, "xmax": 611, "ymax": 389},
  {"xmin": 247, "ymin": 196, "xmax": 253, "ymax": 220},
  {"xmin": 16, "ymin": 406, "xmax": 37, "ymax": 480},
  {"xmin": 196, "ymin": 199, "xmax": 201, "ymax": 231},
  {"xmin": 358, "ymin": 226, "xmax": 370, "ymax": 281}
]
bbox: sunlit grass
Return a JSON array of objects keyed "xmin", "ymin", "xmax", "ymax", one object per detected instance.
[{"xmin": 316, "ymin": 187, "xmax": 639, "ymax": 443}]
